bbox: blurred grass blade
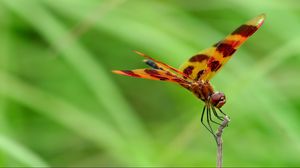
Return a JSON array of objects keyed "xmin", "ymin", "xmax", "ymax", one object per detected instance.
[
  {"xmin": 44, "ymin": 0, "xmax": 196, "ymax": 61},
  {"xmin": 0, "ymin": 71, "xmax": 130, "ymax": 164},
  {"xmin": 253, "ymin": 82, "xmax": 300, "ymax": 151},
  {"xmin": 1, "ymin": 0, "xmax": 155, "ymax": 164},
  {"xmin": 0, "ymin": 134, "xmax": 49, "ymax": 167},
  {"xmin": 0, "ymin": 6, "xmax": 11, "ymax": 134}
]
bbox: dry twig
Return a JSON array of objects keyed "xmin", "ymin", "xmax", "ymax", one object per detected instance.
[{"xmin": 216, "ymin": 116, "xmax": 230, "ymax": 168}]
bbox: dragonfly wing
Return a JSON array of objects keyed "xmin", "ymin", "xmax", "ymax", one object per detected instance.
[
  {"xmin": 179, "ymin": 14, "xmax": 265, "ymax": 81},
  {"xmin": 200, "ymin": 14, "xmax": 265, "ymax": 81},
  {"xmin": 179, "ymin": 47, "xmax": 215, "ymax": 81},
  {"xmin": 133, "ymin": 50, "xmax": 193, "ymax": 81},
  {"xmin": 113, "ymin": 69, "xmax": 188, "ymax": 84}
]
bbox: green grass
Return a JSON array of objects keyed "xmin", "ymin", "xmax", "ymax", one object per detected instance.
[{"xmin": 0, "ymin": 0, "xmax": 300, "ymax": 166}]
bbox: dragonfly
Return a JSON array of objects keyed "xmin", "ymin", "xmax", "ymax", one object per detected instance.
[{"xmin": 113, "ymin": 14, "xmax": 265, "ymax": 139}]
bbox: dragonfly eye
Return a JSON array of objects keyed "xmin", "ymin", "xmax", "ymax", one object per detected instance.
[{"xmin": 210, "ymin": 92, "xmax": 226, "ymax": 108}]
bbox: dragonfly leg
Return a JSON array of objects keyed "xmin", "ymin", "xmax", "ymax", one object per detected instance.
[
  {"xmin": 218, "ymin": 108, "xmax": 227, "ymax": 116},
  {"xmin": 209, "ymin": 107, "xmax": 222, "ymax": 125},
  {"xmin": 212, "ymin": 107, "xmax": 224, "ymax": 121},
  {"xmin": 200, "ymin": 106, "xmax": 215, "ymax": 137},
  {"xmin": 207, "ymin": 107, "xmax": 217, "ymax": 141}
]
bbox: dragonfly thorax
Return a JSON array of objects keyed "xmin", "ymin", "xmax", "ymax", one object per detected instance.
[{"xmin": 188, "ymin": 81, "xmax": 226, "ymax": 108}]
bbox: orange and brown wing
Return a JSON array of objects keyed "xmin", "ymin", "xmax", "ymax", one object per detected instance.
[
  {"xmin": 200, "ymin": 14, "xmax": 265, "ymax": 81},
  {"xmin": 133, "ymin": 50, "xmax": 193, "ymax": 81},
  {"xmin": 179, "ymin": 47, "xmax": 215, "ymax": 80},
  {"xmin": 179, "ymin": 14, "xmax": 265, "ymax": 81},
  {"xmin": 112, "ymin": 69, "xmax": 188, "ymax": 84}
]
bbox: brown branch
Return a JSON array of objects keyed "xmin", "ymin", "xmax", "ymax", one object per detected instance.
[{"xmin": 216, "ymin": 116, "xmax": 230, "ymax": 168}]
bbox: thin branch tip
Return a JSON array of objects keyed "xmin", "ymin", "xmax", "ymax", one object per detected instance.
[{"xmin": 216, "ymin": 115, "xmax": 230, "ymax": 168}]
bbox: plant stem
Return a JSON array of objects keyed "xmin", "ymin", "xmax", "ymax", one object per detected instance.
[{"xmin": 216, "ymin": 116, "xmax": 230, "ymax": 168}]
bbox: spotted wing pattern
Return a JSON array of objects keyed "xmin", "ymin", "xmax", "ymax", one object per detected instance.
[
  {"xmin": 112, "ymin": 69, "xmax": 188, "ymax": 84},
  {"xmin": 133, "ymin": 50, "xmax": 193, "ymax": 81},
  {"xmin": 180, "ymin": 14, "xmax": 265, "ymax": 81},
  {"xmin": 179, "ymin": 47, "xmax": 215, "ymax": 80}
]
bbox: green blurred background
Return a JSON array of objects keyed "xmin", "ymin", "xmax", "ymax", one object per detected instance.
[{"xmin": 0, "ymin": 0, "xmax": 300, "ymax": 167}]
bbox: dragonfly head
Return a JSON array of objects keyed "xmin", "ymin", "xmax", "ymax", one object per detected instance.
[{"xmin": 210, "ymin": 92, "xmax": 226, "ymax": 108}]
